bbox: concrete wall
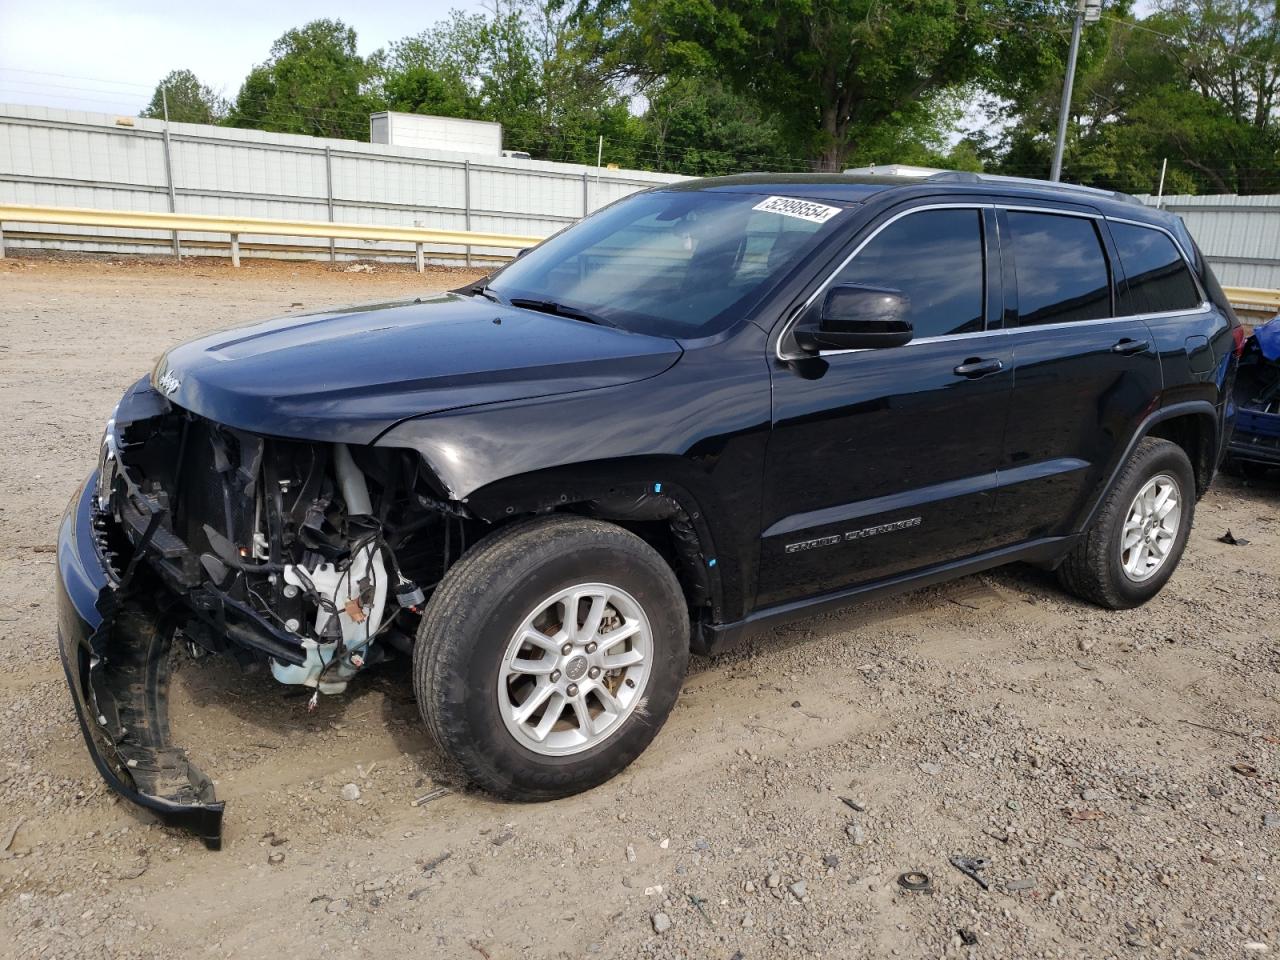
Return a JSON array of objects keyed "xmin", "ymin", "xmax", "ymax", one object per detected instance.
[{"xmin": 0, "ymin": 103, "xmax": 684, "ymax": 264}]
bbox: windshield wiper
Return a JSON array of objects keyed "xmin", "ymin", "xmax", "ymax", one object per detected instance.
[
  {"xmin": 509, "ymin": 297, "xmax": 616, "ymax": 328},
  {"xmin": 475, "ymin": 285, "xmax": 503, "ymax": 304}
]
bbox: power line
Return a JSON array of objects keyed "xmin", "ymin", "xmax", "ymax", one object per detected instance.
[
  {"xmin": 993, "ymin": 0, "xmax": 1280, "ymax": 75},
  {"xmin": 0, "ymin": 71, "xmax": 825, "ymax": 176},
  {"xmin": 1100, "ymin": 11, "xmax": 1280, "ymax": 75},
  {"xmin": 0, "ymin": 67, "xmax": 153, "ymax": 91},
  {"xmin": 0, "ymin": 88, "xmax": 144, "ymax": 112}
]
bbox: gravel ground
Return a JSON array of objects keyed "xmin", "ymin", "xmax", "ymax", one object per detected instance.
[{"xmin": 0, "ymin": 254, "xmax": 1277, "ymax": 960}]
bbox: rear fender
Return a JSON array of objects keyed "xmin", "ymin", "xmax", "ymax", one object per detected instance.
[{"xmin": 1074, "ymin": 400, "xmax": 1219, "ymax": 537}]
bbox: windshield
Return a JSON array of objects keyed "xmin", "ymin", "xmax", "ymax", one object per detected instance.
[{"xmin": 485, "ymin": 190, "xmax": 848, "ymax": 338}]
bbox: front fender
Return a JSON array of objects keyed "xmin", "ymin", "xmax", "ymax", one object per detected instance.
[{"xmin": 375, "ymin": 331, "xmax": 774, "ymax": 623}]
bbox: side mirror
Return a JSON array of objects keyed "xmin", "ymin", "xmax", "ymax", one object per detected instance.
[{"xmin": 793, "ymin": 284, "xmax": 913, "ymax": 352}]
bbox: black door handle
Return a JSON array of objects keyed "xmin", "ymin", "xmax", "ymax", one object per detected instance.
[
  {"xmin": 1112, "ymin": 338, "xmax": 1150, "ymax": 356},
  {"xmin": 953, "ymin": 357, "xmax": 1004, "ymax": 378}
]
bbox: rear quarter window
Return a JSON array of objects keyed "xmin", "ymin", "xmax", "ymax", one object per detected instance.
[{"xmin": 1109, "ymin": 221, "xmax": 1203, "ymax": 315}]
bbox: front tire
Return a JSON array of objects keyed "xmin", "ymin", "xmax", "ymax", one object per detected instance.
[
  {"xmin": 413, "ymin": 516, "xmax": 689, "ymax": 800},
  {"xmin": 1057, "ymin": 437, "xmax": 1196, "ymax": 609}
]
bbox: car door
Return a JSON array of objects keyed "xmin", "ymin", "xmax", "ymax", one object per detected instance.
[
  {"xmin": 757, "ymin": 203, "xmax": 1013, "ymax": 609},
  {"xmin": 990, "ymin": 206, "xmax": 1164, "ymax": 544},
  {"xmin": 1108, "ymin": 216, "xmax": 1222, "ymax": 408}
]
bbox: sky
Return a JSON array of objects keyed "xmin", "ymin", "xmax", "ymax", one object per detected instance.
[{"xmin": 0, "ymin": 0, "xmax": 484, "ymax": 115}]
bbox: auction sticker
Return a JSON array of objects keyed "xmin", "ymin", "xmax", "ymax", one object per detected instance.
[{"xmin": 752, "ymin": 195, "xmax": 843, "ymax": 224}]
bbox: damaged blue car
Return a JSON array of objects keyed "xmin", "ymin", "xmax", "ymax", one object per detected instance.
[{"xmin": 1227, "ymin": 318, "xmax": 1280, "ymax": 474}]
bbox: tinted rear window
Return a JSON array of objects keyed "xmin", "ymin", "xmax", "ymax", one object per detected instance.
[
  {"xmin": 1007, "ymin": 212, "xmax": 1111, "ymax": 325},
  {"xmin": 1110, "ymin": 221, "xmax": 1202, "ymax": 314}
]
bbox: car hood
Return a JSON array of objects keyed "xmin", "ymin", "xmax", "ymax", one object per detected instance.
[{"xmin": 154, "ymin": 293, "xmax": 683, "ymax": 443}]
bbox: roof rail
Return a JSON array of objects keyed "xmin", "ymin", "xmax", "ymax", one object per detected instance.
[{"xmin": 925, "ymin": 171, "xmax": 1143, "ymax": 206}]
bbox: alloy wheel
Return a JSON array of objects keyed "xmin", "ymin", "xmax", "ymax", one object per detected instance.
[
  {"xmin": 1119, "ymin": 473, "xmax": 1182, "ymax": 582},
  {"xmin": 497, "ymin": 582, "xmax": 652, "ymax": 756}
]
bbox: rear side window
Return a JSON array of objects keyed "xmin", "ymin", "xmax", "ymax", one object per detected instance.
[
  {"xmin": 832, "ymin": 209, "xmax": 985, "ymax": 339},
  {"xmin": 1006, "ymin": 212, "xmax": 1111, "ymax": 325},
  {"xmin": 1109, "ymin": 221, "xmax": 1202, "ymax": 314}
]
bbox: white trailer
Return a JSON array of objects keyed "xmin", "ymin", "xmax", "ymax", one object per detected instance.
[{"xmin": 369, "ymin": 112, "xmax": 503, "ymax": 155}]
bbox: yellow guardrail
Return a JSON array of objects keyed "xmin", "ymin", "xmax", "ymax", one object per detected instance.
[
  {"xmin": 0, "ymin": 202, "xmax": 544, "ymax": 270},
  {"xmin": 2, "ymin": 203, "xmax": 1279, "ymax": 304},
  {"xmin": 1222, "ymin": 286, "xmax": 1280, "ymax": 314}
]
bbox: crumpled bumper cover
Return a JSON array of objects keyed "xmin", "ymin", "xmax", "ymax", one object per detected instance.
[{"xmin": 56, "ymin": 470, "xmax": 224, "ymax": 849}]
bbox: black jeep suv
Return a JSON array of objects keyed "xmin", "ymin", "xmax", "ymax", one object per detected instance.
[{"xmin": 56, "ymin": 172, "xmax": 1240, "ymax": 846}]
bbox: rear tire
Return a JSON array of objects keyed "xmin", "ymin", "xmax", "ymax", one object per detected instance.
[
  {"xmin": 413, "ymin": 515, "xmax": 689, "ymax": 800},
  {"xmin": 1057, "ymin": 437, "xmax": 1195, "ymax": 609}
]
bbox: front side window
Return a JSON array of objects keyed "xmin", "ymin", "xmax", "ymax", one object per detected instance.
[
  {"xmin": 486, "ymin": 190, "xmax": 845, "ymax": 338},
  {"xmin": 1006, "ymin": 211, "xmax": 1111, "ymax": 325},
  {"xmin": 1109, "ymin": 221, "xmax": 1202, "ymax": 315},
  {"xmin": 829, "ymin": 209, "xmax": 986, "ymax": 339}
]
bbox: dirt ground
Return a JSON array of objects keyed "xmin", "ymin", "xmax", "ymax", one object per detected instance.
[{"xmin": 0, "ymin": 253, "xmax": 1277, "ymax": 960}]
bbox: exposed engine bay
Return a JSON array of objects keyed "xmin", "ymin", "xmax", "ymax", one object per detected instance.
[
  {"xmin": 97, "ymin": 393, "xmax": 467, "ymax": 703},
  {"xmin": 58, "ymin": 380, "xmax": 479, "ymax": 848}
]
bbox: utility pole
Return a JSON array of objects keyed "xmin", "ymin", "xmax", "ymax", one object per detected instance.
[
  {"xmin": 160, "ymin": 83, "xmax": 180, "ymax": 258},
  {"xmin": 1050, "ymin": 0, "xmax": 1102, "ymax": 182},
  {"xmin": 594, "ymin": 135, "xmax": 603, "ymax": 212}
]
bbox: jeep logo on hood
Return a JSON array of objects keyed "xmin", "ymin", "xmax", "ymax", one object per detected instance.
[{"xmin": 156, "ymin": 370, "xmax": 182, "ymax": 396}]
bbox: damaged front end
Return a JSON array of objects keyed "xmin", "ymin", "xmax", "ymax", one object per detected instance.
[{"xmin": 56, "ymin": 378, "xmax": 461, "ymax": 848}]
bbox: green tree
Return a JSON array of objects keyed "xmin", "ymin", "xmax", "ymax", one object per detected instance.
[
  {"xmin": 517, "ymin": 0, "xmax": 624, "ymax": 160},
  {"xmin": 380, "ymin": 64, "xmax": 476, "ymax": 118},
  {"xmin": 141, "ymin": 69, "xmax": 225, "ymax": 124},
  {"xmin": 840, "ymin": 90, "xmax": 983, "ymax": 170},
  {"xmin": 1165, "ymin": 0, "xmax": 1279, "ymax": 129},
  {"xmin": 1149, "ymin": 0, "xmax": 1280, "ymax": 192},
  {"xmin": 977, "ymin": 3, "xmax": 1151, "ymax": 183},
  {"xmin": 983, "ymin": 1, "xmax": 1280, "ymax": 194},
  {"xmin": 380, "ymin": 10, "xmax": 490, "ymax": 108},
  {"xmin": 637, "ymin": 76, "xmax": 797, "ymax": 174},
  {"xmin": 619, "ymin": 0, "xmax": 1015, "ymax": 170},
  {"xmin": 226, "ymin": 19, "xmax": 380, "ymax": 140},
  {"xmin": 383, "ymin": 2, "xmax": 634, "ymax": 164}
]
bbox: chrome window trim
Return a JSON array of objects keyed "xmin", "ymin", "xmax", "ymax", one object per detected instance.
[
  {"xmin": 1142, "ymin": 303, "xmax": 1212, "ymax": 321},
  {"xmin": 1001, "ymin": 204, "xmax": 1102, "ymax": 219},
  {"xmin": 795, "ymin": 305, "xmax": 1209, "ymax": 359},
  {"xmin": 776, "ymin": 201, "xmax": 1213, "ymax": 362}
]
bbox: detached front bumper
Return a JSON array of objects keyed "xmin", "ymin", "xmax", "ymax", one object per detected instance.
[{"xmin": 56, "ymin": 471, "xmax": 224, "ymax": 849}]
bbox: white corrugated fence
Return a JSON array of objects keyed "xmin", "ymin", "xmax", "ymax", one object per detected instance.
[
  {"xmin": 1, "ymin": 101, "xmax": 1277, "ymax": 289},
  {"xmin": 0, "ymin": 103, "xmax": 683, "ymax": 264},
  {"xmin": 1139, "ymin": 194, "xmax": 1280, "ymax": 290}
]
